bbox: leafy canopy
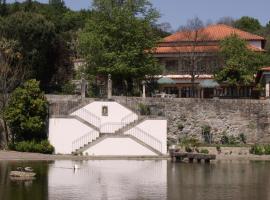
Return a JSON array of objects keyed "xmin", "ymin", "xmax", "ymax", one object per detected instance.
[
  {"xmin": 4, "ymin": 79, "xmax": 48, "ymax": 142},
  {"xmin": 234, "ymin": 16, "xmax": 261, "ymax": 33},
  {"xmin": 215, "ymin": 34, "xmax": 270, "ymax": 86},
  {"xmin": 79, "ymin": 0, "xmax": 162, "ymax": 80}
]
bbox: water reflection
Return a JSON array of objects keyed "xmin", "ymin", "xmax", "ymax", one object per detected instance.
[
  {"xmin": 167, "ymin": 161, "xmax": 270, "ymax": 200},
  {"xmin": 48, "ymin": 160, "xmax": 167, "ymax": 200},
  {"xmin": 1, "ymin": 160, "xmax": 270, "ymax": 200}
]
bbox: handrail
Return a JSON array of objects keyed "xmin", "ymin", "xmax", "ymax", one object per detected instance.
[
  {"xmin": 71, "ymin": 108, "xmax": 101, "ymax": 128},
  {"xmin": 72, "ymin": 130, "xmax": 99, "ymax": 152},
  {"xmin": 126, "ymin": 126, "xmax": 162, "ymax": 153},
  {"xmin": 121, "ymin": 112, "xmax": 138, "ymax": 126},
  {"xmin": 100, "ymin": 122, "xmax": 124, "ymax": 133}
]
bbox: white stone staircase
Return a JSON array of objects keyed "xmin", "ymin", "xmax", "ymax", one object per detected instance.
[{"xmin": 70, "ymin": 105, "xmax": 163, "ymax": 155}]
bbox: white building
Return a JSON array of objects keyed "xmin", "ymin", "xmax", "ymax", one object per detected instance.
[{"xmin": 49, "ymin": 101, "xmax": 167, "ymax": 156}]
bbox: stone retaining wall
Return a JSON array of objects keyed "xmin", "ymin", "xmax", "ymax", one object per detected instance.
[{"xmin": 46, "ymin": 95, "xmax": 270, "ymax": 144}]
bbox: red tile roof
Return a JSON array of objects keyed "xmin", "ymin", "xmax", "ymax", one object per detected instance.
[
  {"xmin": 163, "ymin": 24, "xmax": 265, "ymax": 43},
  {"xmin": 261, "ymin": 67, "xmax": 270, "ymax": 71},
  {"xmin": 154, "ymin": 44, "xmax": 264, "ymax": 54}
]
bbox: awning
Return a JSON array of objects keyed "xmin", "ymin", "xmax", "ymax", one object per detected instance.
[
  {"xmin": 199, "ymin": 80, "xmax": 219, "ymax": 88},
  {"xmin": 157, "ymin": 77, "xmax": 176, "ymax": 85}
]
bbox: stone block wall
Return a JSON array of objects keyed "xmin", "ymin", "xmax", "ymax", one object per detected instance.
[
  {"xmin": 113, "ymin": 97, "xmax": 270, "ymax": 144},
  {"xmin": 46, "ymin": 95, "xmax": 270, "ymax": 144}
]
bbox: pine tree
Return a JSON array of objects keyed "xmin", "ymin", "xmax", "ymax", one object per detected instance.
[{"xmin": 0, "ymin": 0, "xmax": 8, "ymax": 16}]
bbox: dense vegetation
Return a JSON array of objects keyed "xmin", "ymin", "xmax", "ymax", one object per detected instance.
[{"xmin": 0, "ymin": 0, "xmax": 270, "ymax": 151}]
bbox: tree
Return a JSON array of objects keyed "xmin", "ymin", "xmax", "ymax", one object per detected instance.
[
  {"xmin": 176, "ymin": 17, "xmax": 210, "ymax": 97},
  {"xmin": 215, "ymin": 34, "xmax": 270, "ymax": 86},
  {"xmin": 4, "ymin": 79, "xmax": 48, "ymax": 143},
  {"xmin": 0, "ymin": 0, "xmax": 8, "ymax": 16},
  {"xmin": 0, "ymin": 12, "xmax": 61, "ymax": 90},
  {"xmin": 0, "ymin": 38, "xmax": 24, "ymax": 148},
  {"xmin": 217, "ymin": 16, "xmax": 235, "ymax": 26},
  {"xmin": 79, "ymin": 0, "xmax": 161, "ymax": 95},
  {"xmin": 234, "ymin": 16, "xmax": 261, "ymax": 33}
]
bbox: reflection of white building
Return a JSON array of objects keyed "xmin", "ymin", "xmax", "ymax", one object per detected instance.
[
  {"xmin": 49, "ymin": 160, "xmax": 167, "ymax": 200},
  {"xmin": 49, "ymin": 101, "xmax": 167, "ymax": 156}
]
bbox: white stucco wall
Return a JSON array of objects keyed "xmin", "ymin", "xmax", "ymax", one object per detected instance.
[
  {"xmin": 49, "ymin": 118, "xmax": 97, "ymax": 154},
  {"xmin": 78, "ymin": 101, "xmax": 137, "ymax": 124},
  {"xmin": 71, "ymin": 101, "xmax": 138, "ymax": 133},
  {"xmin": 125, "ymin": 120, "xmax": 167, "ymax": 154},
  {"xmin": 248, "ymin": 40, "xmax": 262, "ymax": 49},
  {"xmin": 83, "ymin": 137, "xmax": 158, "ymax": 156}
]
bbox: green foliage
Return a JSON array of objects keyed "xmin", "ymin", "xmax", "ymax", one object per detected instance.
[
  {"xmin": 220, "ymin": 134, "xmax": 240, "ymax": 145},
  {"xmin": 4, "ymin": 79, "xmax": 48, "ymax": 142},
  {"xmin": 234, "ymin": 16, "xmax": 261, "ymax": 33},
  {"xmin": 264, "ymin": 145, "xmax": 270, "ymax": 155},
  {"xmin": 138, "ymin": 103, "xmax": 151, "ymax": 116},
  {"xmin": 180, "ymin": 137, "xmax": 200, "ymax": 147},
  {"xmin": 79, "ymin": 0, "xmax": 162, "ymax": 89},
  {"xmin": 12, "ymin": 140, "xmax": 54, "ymax": 154},
  {"xmin": 0, "ymin": 1, "xmax": 89, "ymax": 92},
  {"xmin": 215, "ymin": 34, "xmax": 269, "ymax": 86},
  {"xmin": 61, "ymin": 82, "xmax": 76, "ymax": 94},
  {"xmin": 216, "ymin": 145, "xmax": 221, "ymax": 153},
  {"xmin": 185, "ymin": 146, "xmax": 193, "ymax": 153},
  {"xmin": 201, "ymin": 124, "xmax": 212, "ymax": 144},
  {"xmin": 200, "ymin": 149, "xmax": 209, "ymax": 154},
  {"xmin": 250, "ymin": 144, "xmax": 265, "ymax": 155},
  {"xmin": 177, "ymin": 123, "xmax": 184, "ymax": 131},
  {"xmin": 239, "ymin": 133, "xmax": 247, "ymax": 144}
]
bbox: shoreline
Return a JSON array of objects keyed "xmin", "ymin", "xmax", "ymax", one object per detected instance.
[{"xmin": 1, "ymin": 151, "xmax": 270, "ymax": 161}]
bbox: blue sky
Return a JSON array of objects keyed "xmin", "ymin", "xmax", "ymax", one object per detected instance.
[{"xmin": 7, "ymin": 0, "xmax": 270, "ymax": 31}]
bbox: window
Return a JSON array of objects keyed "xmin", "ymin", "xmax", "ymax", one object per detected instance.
[
  {"xmin": 102, "ymin": 106, "xmax": 108, "ymax": 116},
  {"xmin": 165, "ymin": 60, "xmax": 178, "ymax": 74}
]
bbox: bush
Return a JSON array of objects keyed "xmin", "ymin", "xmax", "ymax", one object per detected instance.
[
  {"xmin": 138, "ymin": 103, "xmax": 151, "ymax": 115},
  {"xmin": 201, "ymin": 125, "xmax": 212, "ymax": 144},
  {"xmin": 216, "ymin": 145, "xmax": 221, "ymax": 153},
  {"xmin": 250, "ymin": 144, "xmax": 265, "ymax": 155},
  {"xmin": 264, "ymin": 145, "xmax": 270, "ymax": 155},
  {"xmin": 200, "ymin": 149, "xmax": 209, "ymax": 154},
  {"xmin": 4, "ymin": 79, "xmax": 48, "ymax": 142},
  {"xmin": 177, "ymin": 123, "xmax": 184, "ymax": 131},
  {"xmin": 221, "ymin": 134, "xmax": 240, "ymax": 145},
  {"xmin": 180, "ymin": 137, "xmax": 200, "ymax": 147},
  {"xmin": 185, "ymin": 146, "xmax": 193, "ymax": 153},
  {"xmin": 61, "ymin": 82, "xmax": 76, "ymax": 95},
  {"xmin": 239, "ymin": 133, "xmax": 247, "ymax": 144},
  {"xmin": 14, "ymin": 140, "xmax": 54, "ymax": 154}
]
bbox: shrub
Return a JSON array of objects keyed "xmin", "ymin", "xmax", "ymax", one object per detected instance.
[
  {"xmin": 61, "ymin": 82, "xmax": 76, "ymax": 95},
  {"xmin": 264, "ymin": 145, "xmax": 270, "ymax": 155},
  {"xmin": 4, "ymin": 79, "xmax": 48, "ymax": 142},
  {"xmin": 221, "ymin": 134, "xmax": 240, "ymax": 145},
  {"xmin": 14, "ymin": 140, "xmax": 54, "ymax": 154},
  {"xmin": 216, "ymin": 145, "xmax": 221, "ymax": 153},
  {"xmin": 239, "ymin": 133, "xmax": 247, "ymax": 144},
  {"xmin": 177, "ymin": 123, "xmax": 184, "ymax": 131},
  {"xmin": 250, "ymin": 144, "xmax": 264, "ymax": 155},
  {"xmin": 200, "ymin": 149, "xmax": 209, "ymax": 154},
  {"xmin": 201, "ymin": 125, "xmax": 212, "ymax": 144},
  {"xmin": 180, "ymin": 137, "xmax": 200, "ymax": 147},
  {"xmin": 138, "ymin": 103, "xmax": 151, "ymax": 115},
  {"xmin": 185, "ymin": 146, "xmax": 193, "ymax": 153}
]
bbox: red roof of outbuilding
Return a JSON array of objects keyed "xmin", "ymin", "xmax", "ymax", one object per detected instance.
[{"xmin": 163, "ymin": 24, "xmax": 265, "ymax": 43}]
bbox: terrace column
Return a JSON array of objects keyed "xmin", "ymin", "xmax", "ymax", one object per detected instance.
[
  {"xmin": 81, "ymin": 77, "xmax": 86, "ymax": 99},
  {"xmin": 266, "ymin": 82, "xmax": 270, "ymax": 98},
  {"xmin": 142, "ymin": 81, "xmax": 146, "ymax": 98},
  {"xmin": 108, "ymin": 74, "xmax": 112, "ymax": 99}
]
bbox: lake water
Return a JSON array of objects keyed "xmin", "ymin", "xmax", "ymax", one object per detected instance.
[{"xmin": 0, "ymin": 160, "xmax": 270, "ymax": 200}]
